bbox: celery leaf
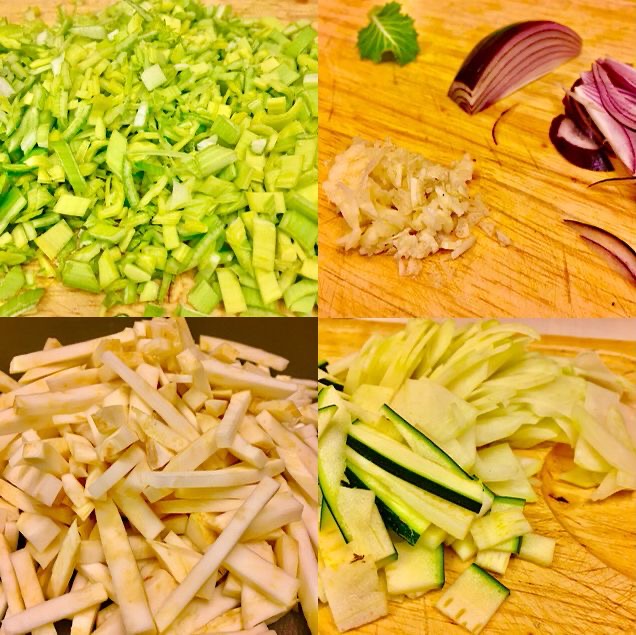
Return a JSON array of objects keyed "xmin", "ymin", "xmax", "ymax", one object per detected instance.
[{"xmin": 357, "ymin": 2, "xmax": 419, "ymax": 66}]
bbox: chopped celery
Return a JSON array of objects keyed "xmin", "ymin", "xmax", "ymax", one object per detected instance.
[
  {"xmin": 188, "ymin": 279, "xmax": 221, "ymax": 314},
  {"xmin": 143, "ymin": 304, "xmax": 165, "ymax": 317},
  {"xmin": 217, "ymin": 268, "xmax": 247, "ymax": 315},
  {"xmin": 0, "ymin": 266, "xmax": 25, "ymax": 301},
  {"xmin": 0, "ymin": 0, "xmax": 317, "ymax": 316},
  {"xmin": 0, "ymin": 288, "xmax": 44, "ymax": 316}
]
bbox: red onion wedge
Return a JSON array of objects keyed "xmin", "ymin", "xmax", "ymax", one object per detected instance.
[
  {"xmin": 564, "ymin": 219, "xmax": 636, "ymax": 285},
  {"xmin": 549, "ymin": 115, "xmax": 613, "ymax": 172},
  {"xmin": 449, "ymin": 21, "xmax": 582, "ymax": 114},
  {"xmin": 563, "ymin": 79, "xmax": 606, "ymax": 146}
]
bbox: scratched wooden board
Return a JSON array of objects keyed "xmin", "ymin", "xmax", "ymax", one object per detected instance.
[
  {"xmin": 318, "ymin": 319, "xmax": 636, "ymax": 635},
  {"xmin": 318, "ymin": 0, "xmax": 636, "ymax": 318},
  {"xmin": 0, "ymin": 0, "xmax": 315, "ymax": 316}
]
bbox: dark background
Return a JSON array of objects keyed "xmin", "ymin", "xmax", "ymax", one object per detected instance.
[{"xmin": 0, "ymin": 318, "xmax": 317, "ymax": 379}]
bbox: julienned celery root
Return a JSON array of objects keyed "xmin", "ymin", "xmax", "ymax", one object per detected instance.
[
  {"xmin": 0, "ymin": 318, "xmax": 318, "ymax": 634},
  {"xmin": 0, "ymin": 0, "xmax": 318, "ymax": 316}
]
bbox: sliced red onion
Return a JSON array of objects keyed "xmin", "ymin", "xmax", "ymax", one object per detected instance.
[
  {"xmin": 549, "ymin": 115, "xmax": 613, "ymax": 171},
  {"xmin": 564, "ymin": 219, "xmax": 636, "ymax": 285},
  {"xmin": 449, "ymin": 21, "xmax": 582, "ymax": 114},
  {"xmin": 563, "ymin": 79, "xmax": 606, "ymax": 146},
  {"xmin": 573, "ymin": 84, "xmax": 636, "ymax": 174},
  {"xmin": 591, "ymin": 63, "xmax": 636, "ymax": 130},
  {"xmin": 597, "ymin": 58, "xmax": 636, "ymax": 95}
]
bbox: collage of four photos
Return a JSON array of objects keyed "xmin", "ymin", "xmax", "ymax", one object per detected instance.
[{"xmin": 0, "ymin": 0, "xmax": 634, "ymax": 633}]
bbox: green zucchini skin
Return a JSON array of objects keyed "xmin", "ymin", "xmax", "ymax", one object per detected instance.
[
  {"xmin": 345, "ymin": 467, "xmax": 421, "ymax": 546},
  {"xmin": 346, "ymin": 435, "xmax": 483, "ymax": 513}
]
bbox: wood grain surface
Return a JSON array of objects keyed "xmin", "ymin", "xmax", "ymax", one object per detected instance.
[
  {"xmin": 318, "ymin": 0, "xmax": 636, "ymax": 318},
  {"xmin": 0, "ymin": 0, "xmax": 315, "ymax": 316},
  {"xmin": 318, "ymin": 318, "xmax": 636, "ymax": 635}
]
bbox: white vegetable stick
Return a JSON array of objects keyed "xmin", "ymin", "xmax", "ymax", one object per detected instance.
[
  {"xmin": 0, "ymin": 370, "xmax": 18, "ymax": 392},
  {"xmin": 87, "ymin": 445, "xmax": 144, "ymax": 499},
  {"xmin": 21, "ymin": 441, "xmax": 69, "ymax": 476},
  {"xmin": 99, "ymin": 424, "xmax": 138, "ymax": 461},
  {"xmin": 101, "ymin": 352, "xmax": 197, "ymax": 442},
  {"xmin": 0, "ymin": 411, "xmax": 48, "ymax": 436},
  {"xmin": 15, "ymin": 384, "xmax": 114, "ymax": 417},
  {"xmin": 15, "ymin": 513, "xmax": 60, "ymax": 552},
  {"xmin": 10, "ymin": 329, "xmax": 135, "ymax": 374},
  {"xmin": 94, "ymin": 499, "xmax": 156, "ymax": 635},
  {"xmin": 45, "ymin": 369, "xmax": 101, "ymax": 392},
  {"xmin": 288, "ymin": 520, "xmax": 317, "ymax": 635},
  {"xmin": 3, "ymin": 466, "xmax": 62, "ymax": 507},
  {"xmin": 154, "ymin": 477, "xmax": 280, "ymax": 632},
  {"xmin": 163, "ymin": 589, "xmax": 238, "ymax": 635},
  {"xmin": 130, "ymin": 364, "xmax": 161, "ymax": 414},
  {"xmin": 78, "ymin": 537, "xmax": 153, "ymax": 564},
  {"xmin": 176, "ymin": 484, "xmax": 257, "ymax": 499},
  {"xmin": 216, "ymin": 391, "xmax": 251, "ymax": 449},
  {"xmin": 46, "ymin": 519, "xmax": 81, "ymax": 597},
  {"xmin": 0, "ymin": 582, "xmax": 7, "ymax": 620},
  {"xmin": 229, "ymin": 434, "xmax": 267, "ymax": 468},
  {"xmin": 275, "ymin": 533, "xmax": 299, "ymax": 579},
  {"xmin": 3, "ymin": 520, "xmax": 18, "ymax": 551},
  {"xmin": 153, "ymin": 498, "xmax": 243, "ymax": 515},
  {"xmin": 203, "ymin": 359, "xmax": 298, "ymax": 399},
  {"xmin": 0, "ymin": 534, "xmax": 25, "ymax": 615},
  {"xmin": 140, "ymin": 464, "xmax": 278, "ymax": 489},
  {"xmin": 26, "ymin": 532, "xmax": 63, "ymax": 570},
  {"xmin": 255, "ymin": 411, "xmax": 316, "ymax": 475},
  {"xmin": 9, "ymin": 549, "xmax": 56, "ymax": 635},
  {"xmin": 135, "ymin": 412, "xmax": 189, "ymax": 453},
  {"xmin": 92, "ymin": 609, "xmax": 125, "ymax": 635},
  {"xmin": 276, "ymin": 446, "xmax": 318, "ymax": 503},
  {"xmin": 2, "ymin": 583, "xmax": 108, "ymax": 635},
  {"xmin": 200, "ymin": 336, "xmax": 289, "ymax": 371},
  {"xmin": 18, "ymin": 361, "xmax": 79, "ymax": 386},
  {"xmin": 69, "ymin": 574, "xmax": 99, "ymax": 635},
  {"xmin": 212, "ymin": 492, "xmax": 303, "ymax": 540},
  {"xmin": 224, "ymin": 543, "xmax": 299, "ymax": 606},
  {"xmin": 77, "ymin": 563, "xmax": 115, "ymax": 600},
  {"xmin": 111, "ymin": 480, "xmax": 164, "ymax": 540}
]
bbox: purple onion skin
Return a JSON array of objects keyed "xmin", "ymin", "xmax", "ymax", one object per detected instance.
[
  {"xmin": 449, "ymin": 21, "xmax": 582, "ymax": 113},
  {"xmin": 549, "ymin": 115, "xmax": 614, "ymax": 172},
  {"xmin": 563, "ymin": 79, "xmax": 607, "ymax": 146}
]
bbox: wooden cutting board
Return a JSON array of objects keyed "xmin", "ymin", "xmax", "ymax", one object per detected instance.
[
  {"xmin": 318, "ymin": 0, "xmax": 636, "ymax": 318},
  {"xmin": 318, "ymin": 319, "xmax": 636, "ymax": 635},
  {"xmin": 0, "ymin": 0, "xmax": 315, "ymax": 316}
]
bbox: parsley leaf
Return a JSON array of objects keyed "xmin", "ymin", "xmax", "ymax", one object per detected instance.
[{"xmin": 357, "ymin": 2, "xmax": 419, "ymax": 66}]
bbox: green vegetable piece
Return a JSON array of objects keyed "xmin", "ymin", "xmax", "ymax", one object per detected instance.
[
  {"xmin": 188, "ymin": 278, "xmax": 221, "ymax": 314},
  {"xmin": 53, "ymin": 194, "xmax": 91, "ymax": 217},
  {"xmin": 0, "ymin": 288, "xmax": 44, "ymax": 317},
  {"xmin": 141, "ymin": 64, "xmax": 167, "ymax": 91},
  {"xmin": 0, "ymin": 266, "xmax": 25, "ymax": 301},
  {"xmin": 217, "ymin": 268, "xmax": 247, "ymax": 315},
  {"xmin": 0, "ymin": 188, "xmax": 27, "ymax": 235},
  {"xmin": 51, "ymin": 140, "xmax": 86, "ymax": 195},
  {"xmin": 278, "ymin": 210, "xmax": 317, "ymax": 252},
  {"xmin": 35, "ymin": 220, "xmax": 73, "ymax": 261},
  {"xmin": 106, "ymin": 130, "xmax": 127, "ymax": 180},
  {"xmin": 143, "ymin": 304, "xmax": 165, "ymax": 317},
  {"xmin": 357, "ymin": 2, "xmax": 419, "ymax": 66},
  {"xmin": 252, "ymin": 217, "xmax": 277, "ymax": 272}
]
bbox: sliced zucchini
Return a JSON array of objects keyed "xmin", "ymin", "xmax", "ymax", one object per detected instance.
[
  {"xmin": 322, "ymin": 559, "xmax": 388, "ymax": 632},
  {"xmin": 418, "ymin": 524, "xmax": 447, "ymax": 549},
  {"xmin": 385, "ymin": 542, "xmax": 444, "ymax": 595},
  {"xmin": 518, "ymin": 533, "xmax": 556, "ymax": 567},
  {"xmin": 347, "ymin": 448, "xmax": 476, "ymax": 540},
  {"xmin": 490, "ymin": 495, "xmax": 525, "ymax": 512},
  {"xmin": 318, "ymin": 404, "xmax": 351, "ymax": 540},
  {"xmin": 381, "ymin": 404, "xmax": 471, "ymax": 478},
  {"xmin": 451, "ymin": 535, "xmax": 477, "ymax": 562},
  {"xmin": 487, "ymin": 477, "xmax": 537, "ymax": 502},
  {"xmin": 474, "ymin": 443, "xmax": 524, "ymax": 482},
  {"xmin": 491, "ymin": 536, "xmax": 521, "ymax": 554},
  {"xmin": 345, "ymin": 463, "xmax": 429, "ymax": 544},
  {"xmin": 318, "ymin": 359, "xmax": 329, "ymax": 371},
  {"xmin": 470, "ymin": 509, "xmax": 531, "ymax": 550},
  {"xmin": 318, "ymin": 368, "xmax": 344, "ymax": 391},
  {"xmin": 435, "ymin": 564, "xmax": 510, "ymax": 634},
  {"xmin": 318, "ymin": 404, "xmax": 337, "ymax": 437},
  {"xmin": 475, "ymin": 549, "xmax": 511, "ymax": 575},
  {"xmin": 347, "ymin": 424, "xmax": 485, "ymax": 513}
]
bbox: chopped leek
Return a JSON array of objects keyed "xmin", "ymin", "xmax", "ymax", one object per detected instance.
[{"xmin": 0, "ymin": 0, "xmax": 318, "ymax": 315}]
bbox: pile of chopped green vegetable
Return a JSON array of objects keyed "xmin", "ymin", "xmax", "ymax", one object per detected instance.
[{"xmin": 0, "ymin": 0, "xmax": 318, "ymax": 316}]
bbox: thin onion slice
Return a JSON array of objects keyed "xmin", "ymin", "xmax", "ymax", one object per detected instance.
[
  {"xmin": 549, "ymin": 115, "xmax": 613, "ymax": 172},
  {"xmin": 449, "ymin": 21, "xmax": 582, "ymax": 114},
  {"xmin": 564, "ymin": 219, "xmax": 636, "ymax": 285}
]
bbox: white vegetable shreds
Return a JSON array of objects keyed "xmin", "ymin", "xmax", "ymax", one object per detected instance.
[
  {"xmin": 323, "ymin": 138, "xmax": 490, "ymax": 275},
  {"xmin": 0, "ymin": 317, "xmax": 317, "ymax": 634}
]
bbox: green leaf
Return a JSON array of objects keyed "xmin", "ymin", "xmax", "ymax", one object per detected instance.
[{"xmin": 357, "ymin": 2, "xmax": 419, "ymax": 66}]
